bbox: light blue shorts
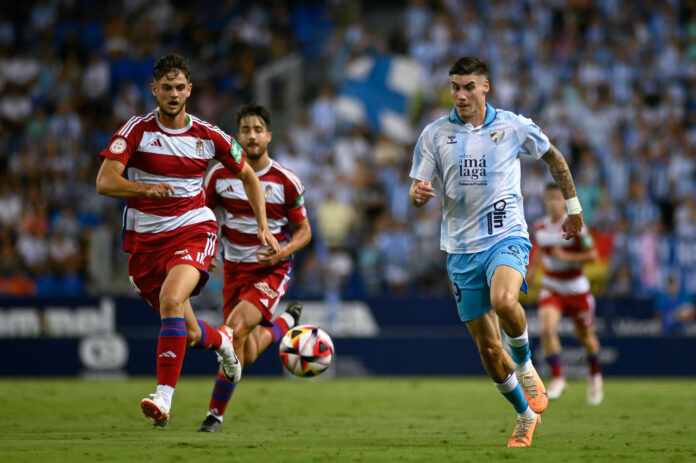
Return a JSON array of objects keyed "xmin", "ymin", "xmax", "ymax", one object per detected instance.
[{"xmin": 446, "ymin": 236, "xmax": 531, "ymax": 323}]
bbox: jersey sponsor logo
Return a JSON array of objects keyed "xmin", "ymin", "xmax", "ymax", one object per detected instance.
[
  {"xmin": 225, "ymin": 184, "xmax": 234, "ymax": 193},
  {"xmin": 458, "ymin": 154, "xmax": 487, "ymax": 185},
  {"xmin": 489, "ymin": 129, "xmax": 505, "ymax": 145},
  {"xmin": 260, "ymin": 298, "xmax": 269, "ymax": 308},
  {"xmin": 231, "ymin": 139, "xmax": 243, "ymax": 163},
  {"xmin": 110, "ymin": 137, "xmax": 128, "ymax": 154},
  {"xmin": 149, "ymin": 138, "xmax": 162, "ymax": 147},
  {"xmin": 174, "ymin": 249, "xmax": 189, "ymax": 255},
  {"xmin": 446, "ymin": 135, "xmax": 457, "ymax": 144},
  {"xmin": 254, "ymin": 281, "xmax": 279, "ymax": 299},
  {"xmin": 196, "ymin": 139, "xmax": 204, "ymax": 157},
  {"xmin": 487, "ymin": 199, "xmax": 507, "ymax": 234},
  {"xmin": 159, "ymin": 351, "xmax": 177, "ymax": 358}
]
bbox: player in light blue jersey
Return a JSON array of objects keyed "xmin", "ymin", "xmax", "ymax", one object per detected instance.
[{"xmin": 409, "ymin": 57, "xmax": 584, "ymax": 447}]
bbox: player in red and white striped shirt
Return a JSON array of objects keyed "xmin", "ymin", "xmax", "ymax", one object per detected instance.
[
  {"xmin": 197, "ymin": 104, "xmax": 312, "ymax": 432},
  {"xmin": 96, "ymin": 55, "xmax": 280, "ymax": 428},
  {"xmin": 527, "ymin": 183, "xmax": 603, "ymax": 405}
]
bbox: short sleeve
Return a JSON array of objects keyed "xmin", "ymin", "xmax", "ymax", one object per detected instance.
[
  {"xmin": 516, "ymin": 115, "xmax": 551, "ymax": 160},
  {"xmin": 410, "ymin": 127, "xmax": 437, "ymax": 181},
  {"xmin": 283, "ymin": 171, "xmax": 307, "ymax": 225},
  {"xmin": 100, "ymin": 117, "xmax": 141, "ymax": 165},
  {"xmin": 213, "ymin": 132, "xmax": 246, "ymax": 175}
]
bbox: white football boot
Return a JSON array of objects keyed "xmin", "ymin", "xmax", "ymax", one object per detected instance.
[
  {"xmin": 217, "ymin": 326, "xmax": 242, "ymax": 384},
  {"xmin": 141, "ymin": 393, "xmax": 171, "ymax": 428},
  {"xmin": 547, "ymin": 377, "xmax": 568, "ymax": 400},
  {"xmin": 587, "ymin": 374, "xmax": 604, "ymax": 406}
]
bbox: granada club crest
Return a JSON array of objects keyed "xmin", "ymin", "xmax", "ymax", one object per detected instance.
[
  {"xmin": 196, "ymin": 139, "xmax": 204, "ymax": 157},
  {"xmin": 489, "ymin": 129, "xmax": 505, "ymax": 145},
  {"xmin": 264, "ymin": 184, "xmax": 272, "ymax": 200}
]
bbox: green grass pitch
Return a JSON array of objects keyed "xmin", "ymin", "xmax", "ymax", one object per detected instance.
[{"xmin": 1, "ymin": 377, "xmax": 694, "ymax": 462}]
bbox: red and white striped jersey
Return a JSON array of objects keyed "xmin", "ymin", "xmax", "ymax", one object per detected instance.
[
  {"xmin": 100, "ymin": 109, "xmax": 246, "ymax": 253},
  {"xmin": 204, "ymin": 159, "xmax": 306, "ymax": 271},
  {"xmin": 532, "ymin": 215, "xmax": 593, "ymax": 295}
]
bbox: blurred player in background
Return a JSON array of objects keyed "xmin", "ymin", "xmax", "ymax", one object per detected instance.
[
  {"xmin": 96, "ymin": 54, "xmax": 279, "ymax": 428},
  {"xmin": 527, "ymin": 183, "xmax": 603, "ymax": 405},
  {"xmin": 410, "ymin": 57, "xmax": 585, "ymax": 447},
  {"xmin": 198, "ymin": 104, "xmax": 311, "ymax": 432}
]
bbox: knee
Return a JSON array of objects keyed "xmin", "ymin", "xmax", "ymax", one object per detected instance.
[
  {"xmin": 159, "ymin": 294, "xmax": 184, "ymax": 316},
  {"xmin": 491, "ymin": 290, "xmax": 519, "ymax": 316},
  {"xmin": 227, "ymin": 316, "xmax": 251, "ymax": 342},
  {"xmin": 478, "ymin": 342, "xmax": 503, "ymax": 364}
]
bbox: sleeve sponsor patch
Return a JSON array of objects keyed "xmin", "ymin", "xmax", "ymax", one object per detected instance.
[
  {"xmin": 295, "ymin": 193, "xmax": 305, "ymax": 207},
  {"xmin": 231, "ymin": 139, "xmax": 243, "ymax": 163},
  {"xmin": 110, "ymin": 137, "xmax": 128, "ymax": 154}
]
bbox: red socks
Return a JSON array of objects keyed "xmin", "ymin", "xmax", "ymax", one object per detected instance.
[
  {"xmin": 194, "ymin": 319, "xmax": 223, "ymax": 350},
  {"xmin": 156, "ymin": 318, "xmax": 187, "ymax": 387},
  {"xmin": 208, "ymin": 370, "xmax": 237, "ymax": 418}
]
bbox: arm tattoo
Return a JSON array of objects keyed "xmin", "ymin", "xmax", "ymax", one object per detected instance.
[{"xmin": 541, "ymin": 144, "xmax": 577, "ymax": 199}]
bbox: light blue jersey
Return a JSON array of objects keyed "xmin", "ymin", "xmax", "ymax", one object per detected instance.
[{"xmin": 410, "ymin": 103, "xmax": 550, "ymax": 254}]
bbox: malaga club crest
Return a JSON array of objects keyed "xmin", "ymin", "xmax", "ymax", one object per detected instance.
[{"xmin": 489, "ymin": 129, "xmax": 505, "ymax": 145}]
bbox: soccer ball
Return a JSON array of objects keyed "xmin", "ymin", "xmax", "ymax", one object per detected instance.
[{"xmin": 279, "ymin": 325, "xmax": 334, "ymax": 377}]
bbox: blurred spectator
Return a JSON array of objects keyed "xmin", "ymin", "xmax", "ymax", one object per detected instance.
[
  {"xmin": 673, "ymin": 196, "xmax": 696, "ymax": 239},
  {"xmin": 653, "ymin": 275, "xmax": 696, "ymax": 335},
  {"xmin": 624, "ymin": 178, "xmax": 661, "ymax": 232},
  {"xmin": 309, "ymin": 85, "xmax": 338, "ymax": 138},
  {"xmin": 0, "ymin": 177, "xmax": 22, "ymax": 229},
  {"xmin": 316, "ymin": 190, "xmax": 356, "ymax": 250}
]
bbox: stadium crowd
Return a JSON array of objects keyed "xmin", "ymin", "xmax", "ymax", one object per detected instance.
[{"xmin": 1, "ymin": 1, "xmax": 695, "ymax": 328}]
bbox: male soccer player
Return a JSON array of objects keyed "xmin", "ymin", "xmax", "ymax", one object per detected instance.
[
  {"xmin": 96, "ymin": 54, "xmax": 279, "ymax": 428},
  {"xmin": 409, "ymin": 57, "xmax": 584, "ymax": 447},
  {"xmin": 197, "ymin": 104, "xmax": 311, "ymax": 432},
  {"xmin": 528, "ymin": 184, "xmax": 603, "ymax": 405}
]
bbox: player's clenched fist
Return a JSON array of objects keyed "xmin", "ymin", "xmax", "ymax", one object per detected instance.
[
  {"xmin": 561, "ymin": 213, "xmax": 583, "ymax": 239},
  {"xmin": 411, "ymin": 180, "xmax": 436, "ymax": 206},
  {"xmin": 145, "ymin": 182, "xmax": 175, "ymax": 199}
]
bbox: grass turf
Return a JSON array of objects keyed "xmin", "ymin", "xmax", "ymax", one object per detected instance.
[{"xmin": 0, "ymin": 377, "xmax": 694, "ymax": 462}]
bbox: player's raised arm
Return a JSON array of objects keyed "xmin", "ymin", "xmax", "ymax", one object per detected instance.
[
  {"xmin": 409, "ymin": 179, "xmax": 436, "ymax": 207},
  {"xmin": 541, "ymin": 144, "xmax": 583, "ymax": 239},
  {"xmin": 96, "ymin": 157, "xmax": 175, "ymax": 199},
  {"xmin": 236, "ymin": 161, "xmax": 280, "ymax": 253}
]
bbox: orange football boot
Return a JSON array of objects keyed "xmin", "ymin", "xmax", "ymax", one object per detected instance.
[
  {"xmin": 516, "ymin": 365, "xmax": 549, "ymax": 413},
  {"xmin": 507, "ymin": 414, "xmax": 541, "ymax": 447}
]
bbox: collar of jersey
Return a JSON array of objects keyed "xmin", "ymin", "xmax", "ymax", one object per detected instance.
[
  {"xmin": 255, "ymin": 159, "xmax": 273, "ymax": 177},
  {"xmin": 449, "ymin": 102, "xmax": 496, "ymax": 128},
  {"xmin": 154, "ymin": 108, "xmax": 193, "ymax": 134}
]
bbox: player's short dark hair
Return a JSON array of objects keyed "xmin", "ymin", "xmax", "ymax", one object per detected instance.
[
  {"xmin": 153, "ymin": 54, "xmax": 191, "ymax": 82},
  {"xmin": 236, "ymin": 103, "xmax": 271, "ymax": 130},
  {"xmin": 449, "ymin": 57, "xmax": 490, "ymax": 80},
  {"xmin": 546, "ymin": 183, "xmax": 561, "ymax": 192}
]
